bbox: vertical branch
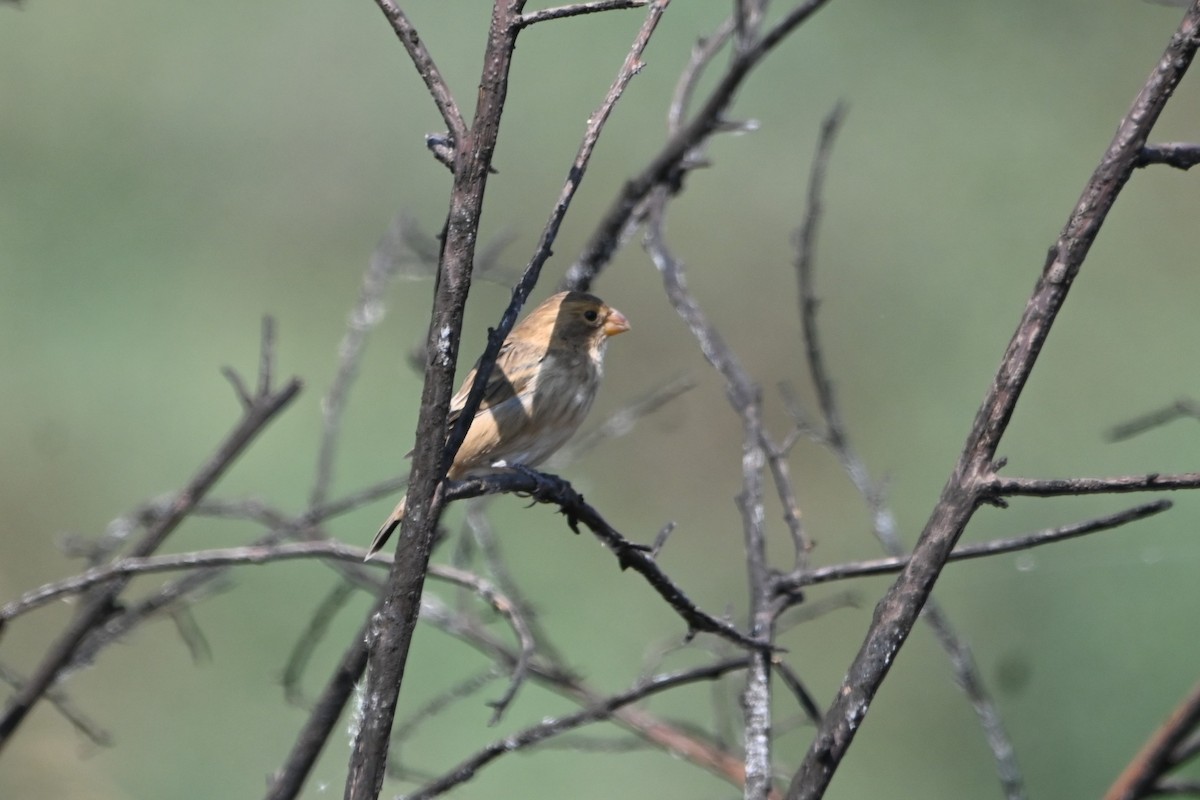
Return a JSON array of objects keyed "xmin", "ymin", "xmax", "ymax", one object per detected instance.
[
  {"xmin": 345, "ymin": 3, "xmax": 527, "ymax": 797},
  {"xmin": 787, "ymin": 5, "xmax": 1200, "ymax": 797},
  {"xmin": 644, "ymin": 195, "xmax": 773, "ymax": 800}
]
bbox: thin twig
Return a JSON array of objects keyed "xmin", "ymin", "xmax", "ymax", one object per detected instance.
[
  {"xmin": 0, "ymin": 325, "xmax": 302, "ymax": 751},
  {"xmin": 281, "ymin": 580, "xmax": 358, "ymax": 706},
  {"xmin": 310, "ymin": 239, "xmax": 407, "ymax": 509},
  {"xmin": 1134, "ymin": 142, "xmax": 1200, "ymax": 170},
  {"xmin": 517, "ymin": 0, "xmax": 647, "ymax": 27},
  {"xmin": 1108, "ymin": 398, "xmax": 1200, "ymax": 441},
  {"xmin": 425, "ymin": 564, "xmax": 536, "ymax": 724},
  {"xmin": 991, "ymin": 473, "xmax": 1200, "ymax": 498},
  {"xmin": 371, "ymin": 0, "xmax": 467, "ymax": 144},
  {"xmin": 418, "ymin": 594, "xmax": 766, "ymax": 795},
  {"xmin": 0, "ymin": 662, "xmax": 112, "ymax": 748},
  {"xmin": 790, "ymin": 102, "xmax": 1026, "ymax": 799},
  {"xmin": 402, "ymin": 658, "xmax": 751, "ymax": 799},
  {"xmin": 264, "ymin": 613, "xmax": 373, "ymax": 800},
  {"xmin": 564, "ymin": 0, "xmax": 837, "ymax": 292},
  {"xmin": 786, "ymin": 500, "xmax": 1172, "ymax": 588},
  {"xmin": 643, "ymin": 191, "xmax": 774, "ymax": 798},
  {"xmin": 1105, "ymin": 677, "xmax": 1200, "ymax": 800}
]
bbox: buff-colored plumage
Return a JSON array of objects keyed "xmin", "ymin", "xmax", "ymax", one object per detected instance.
[{"xmin": 367, "ymin": 291, "xmax": 629, "ymax": 559}]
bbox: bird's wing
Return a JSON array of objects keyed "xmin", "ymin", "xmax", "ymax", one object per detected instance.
[{"xmin": 446, "ymin": 339, "xmax": 538, "ymax": 428}]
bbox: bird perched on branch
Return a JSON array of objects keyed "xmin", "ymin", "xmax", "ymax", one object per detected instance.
[{"xmin": 367, "ymin": 291, "xmax": 630, "ymax": 560}]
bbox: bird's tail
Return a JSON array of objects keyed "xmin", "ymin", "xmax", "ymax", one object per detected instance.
[{"xmin": 365, "ymin": 497, "xmax": 406, "ymax": 561}]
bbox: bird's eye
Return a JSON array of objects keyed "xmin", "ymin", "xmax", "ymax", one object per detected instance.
[{"xmin": 583, "ymin": 309, "xmax": 599, "ymax": 322}]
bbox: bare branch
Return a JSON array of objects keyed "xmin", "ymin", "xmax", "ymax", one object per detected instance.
[
  {"xmin": 0, "ymin": 662, "xmax": 112, "ymax": 748},
  {"xmin": 0, "ymin": 326, "xmax": 302, "ymax": 751},
  {"xmin": 423, "ymin": 564, "xmax": 536, "ymax": 724},
  {"xmin": 517, "ymin": 0, "xmax": 648, "ymax": 28},
  {"xmin": 403, "ymin": 658, "xmax": 751, "ymax": 800},
  {"xmin": 446, "ymin": 469, "xmax": 766, "ymax": 651},
  {"xmin": 1105, "ymin": 677, "xmax": 1200, "ymax": 800},
  {"xmin": 265, "ymin": 614, "xmax": 373, "ymax": 800},
  {"xmin": 418, "ymin": 594, "xmax": 768, "ymax": 795},
  {"xmin": 787, "ymin": 8, "xmax": 1200, "ymax": 793},
  {"xmin": 1135, "ymin": 142, "xmax": 1200, "ymax": 170},
  {"xmin": 564, "ymin": 0, "xmax": 836, "ymax": 291},
  {"xmin": 1108, "ymin": 398, "xmax": 1200, "ymax": 441},
  {"xmin": 371, "ymin": 0, "xmax": 467, "ymax": 144},
  {"xmin": 789, "ymin": 500, "xmax": 1171, "ymax": 588},
  {"xmin": 643, "ymin": 193, "xmax": 774, "ymax": 797},
  {"xmin": 281, "ymin": 580, "xmax": 358, "ymax": 706},
  {"xmin": 790, "ymin": 102, "xmax": 1025, "ymax": 798},
  {"xmin": 311, "ymin": 238, "xmax": 408, "ymax": 509},
  {"xmin": 991, "ymin": 473, "xmax": 1200, "ymax": 497}
]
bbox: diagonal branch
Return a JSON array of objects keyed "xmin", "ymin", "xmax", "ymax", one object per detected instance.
[
  {"xmin": 791, "ymin": 103, "xmax": 1025, "ymax": 799},
  {"xmin": 643, "ymin": 193, "xmax": 774, "ymax": 797},
  {"xmin": 0, "ymin": 322, "xmax": 302, "ymax": 752},
  {"xmin": 443, "ymin": 0, "xmax": 671, "ymax": 476},
  {"xmin": 786, "ymin": 5, "xmax": 1200, "ymax": 797},
  {"xmin": 403, "ymin": 657, "xmax": 752, "ymax": 800},
  {"xmin": 563, "ymin": 0, "xmax": 836, "ymax": 292},
  {"xmin": 371, "ymin": 0, "xmax": 467, "ymax": 143},
  {"xmin": 1105, "ymin": 677, "xmax": 1200, "ymax": 800}
]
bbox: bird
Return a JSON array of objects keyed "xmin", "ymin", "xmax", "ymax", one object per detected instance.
[{"xmin": 366, "ymin": 291, "xmax": 630, "ymax": 560}]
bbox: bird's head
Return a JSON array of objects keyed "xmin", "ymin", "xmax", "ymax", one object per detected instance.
[{"xmin": 520, "ymin": 291, "xmax": 630, "ymax": 354}]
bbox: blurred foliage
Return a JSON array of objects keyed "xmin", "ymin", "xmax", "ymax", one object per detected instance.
[{"xmin": 2, "ymin": 1, "xmax": 1199, "ymax": 798}]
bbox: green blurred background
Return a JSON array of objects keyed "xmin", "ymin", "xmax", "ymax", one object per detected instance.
[{"xmin": 3, "ymin": 1, "xmax": 1200, "ymax": 798}]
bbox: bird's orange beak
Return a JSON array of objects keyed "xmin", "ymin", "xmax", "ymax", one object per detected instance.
[{"xmin": 604, "ymin": 308, "xmax": 631, "ymax": 337}]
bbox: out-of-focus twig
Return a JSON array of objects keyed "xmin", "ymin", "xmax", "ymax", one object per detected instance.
[
  {"xmin": 789, "ymin": 103, "xmax": 1026, "ymax": 799},
  {"xmin": 402, "ymin": 657, "xmax": 751, "ymax": 800},
  {"xmin": 0, "ymin": 319, "xmax": 302, "ymax": 752},
  {"xmin": 1105, "ymin": 677, "xmax": 1200, "ymax": 800},
  {"xmin": 1108, "ymin": 397, "xmax": 1200, "ymax": 441}
]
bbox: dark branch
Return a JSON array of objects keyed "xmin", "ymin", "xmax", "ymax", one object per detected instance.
[{"xmin": 1135, "ymin": 142, "xmax": 1200, "ymax": 170}]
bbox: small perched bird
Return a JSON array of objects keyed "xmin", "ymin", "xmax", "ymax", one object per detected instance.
[{"xmin": 367, "ymin": 291, "xmax": 630, "ymax": 559}]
